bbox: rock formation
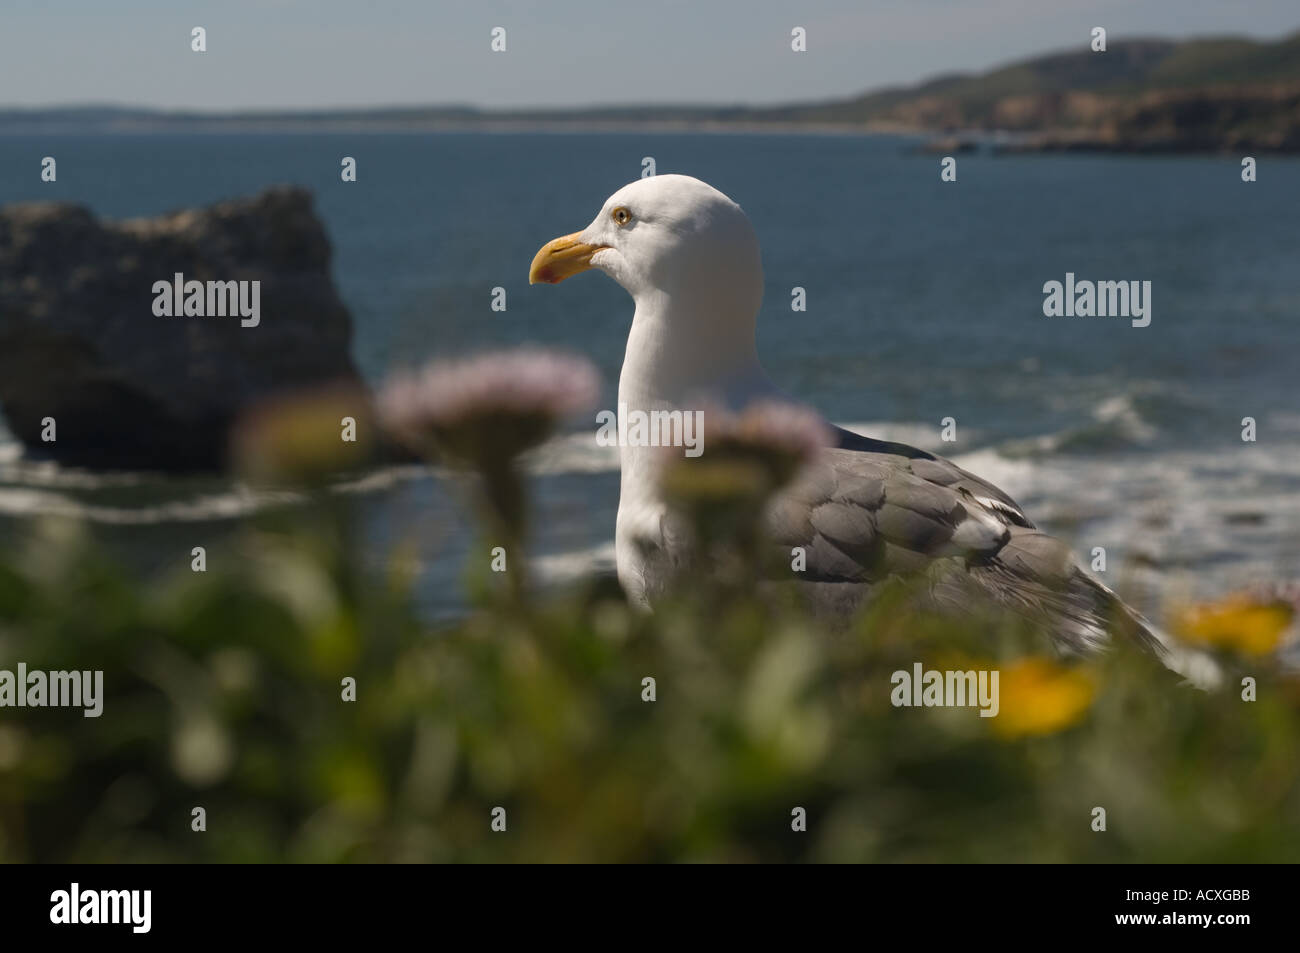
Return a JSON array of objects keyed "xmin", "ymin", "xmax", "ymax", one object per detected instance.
[{"xmin": 0, "ymin": 188, "xmax": 365, "ymax": 470}]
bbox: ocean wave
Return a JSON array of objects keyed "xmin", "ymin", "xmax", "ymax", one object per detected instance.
[
  {"xmin": 1005, "ymin": 395, "xmax": 1145, "ymax": 457},
  {"xmin": 523, "ymin": 431, "xmax": 619, "ymax": 475},
  {"xmin": 0, "ymin": 484, "xmax": 303, "ymax": 524},
  {"xmin": 0, "ymin": 443, "xmax": 158, "ymax": 489},
  {"xmin": 533, "ymin": 541, "xmax": 618, "ymax": 585},
  {"xmin": 0, "ymin": 442, "xmax": 433, "ymax": 524},
  {"xmin": 2, "ymin": 415, "xmax": 1298, "ymax": 587}
]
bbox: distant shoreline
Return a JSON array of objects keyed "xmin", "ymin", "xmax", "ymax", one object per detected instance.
[
  {"xmin": 4, "ymin": 120, "xmax": 1294, "ymax": 156},
  {"xmin": 0, "ymin": 116, "xmax": 924, "ymax": 138},
  {"xmin": 5, "ymin": 29, "xmax": 1300, "ymax": 153}
]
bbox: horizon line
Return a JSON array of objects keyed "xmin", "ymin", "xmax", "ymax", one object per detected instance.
[{"xmin": 4, "ymin": 28, "xmax": 1296, "ymax": 117}]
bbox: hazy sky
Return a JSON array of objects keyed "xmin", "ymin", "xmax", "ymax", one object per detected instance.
[{"xmin": 4, "ymin": 0, "xmax": 1298, "ymax": 111}]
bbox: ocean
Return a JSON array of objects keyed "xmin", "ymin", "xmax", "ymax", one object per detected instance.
[{"xmin": 1, "ymin": 131, "xmax": 1297, "ymax": 618}]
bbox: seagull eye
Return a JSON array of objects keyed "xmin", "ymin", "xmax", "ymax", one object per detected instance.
[{"xmin": 611, "ymin": 206, "xmax": 633, "ymax": 226}]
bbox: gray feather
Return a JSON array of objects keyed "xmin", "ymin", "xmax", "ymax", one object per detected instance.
[{"xmin": 753, "ymin": 426, "xmax": 1218, "ymax": 684}]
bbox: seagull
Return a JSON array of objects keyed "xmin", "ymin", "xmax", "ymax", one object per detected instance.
[{"xmin": 529, "ymin": 174, "xmax": 1218, "ymax": 686}]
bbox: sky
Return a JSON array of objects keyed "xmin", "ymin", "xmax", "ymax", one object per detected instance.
[{"xmin": 3, "ymin": 0, "xmax": 1298, "ymax": 112}]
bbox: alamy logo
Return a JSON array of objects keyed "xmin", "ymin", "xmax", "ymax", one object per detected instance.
[
  {"xmin": 1042, "ymin": 272, "xmax": 1151, "ymax": 327},
  {"xmin": 50, "ymin": 883, "xmax": 151, "ymax": 933},
  {"xmin": 595, "ymin": 403, "xmax": 704, "ymax": 457},
  {"xmin": 152, "ymin": 272, "xmax": 261, "ymax": 327},
  {"xmin": 0, "ymin": 664, "xmax": 103, "ymax": 717},
  {"xmin": 891, "ymin": 663, "xmax": 1000, "ymax": 717}
]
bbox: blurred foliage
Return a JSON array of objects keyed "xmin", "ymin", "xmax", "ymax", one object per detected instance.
[{"xmin": 1, "ymin": 494, "xmax": 1298, "ymax": 864}]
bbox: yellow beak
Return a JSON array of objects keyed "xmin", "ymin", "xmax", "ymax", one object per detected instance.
[{"xmin": 529, "ymin": 231, "xmax": 608, "ymax": 285}]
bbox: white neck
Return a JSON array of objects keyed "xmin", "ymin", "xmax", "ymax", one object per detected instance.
[
  {"xmin": 617, "ymin": 289, "xmax": 769, "ymax": 410},
  {"xmin": 615, "ymin": 289, "xmax": 777, "ymax": 513}
]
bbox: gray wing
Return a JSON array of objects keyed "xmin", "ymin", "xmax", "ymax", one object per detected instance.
[{"xmin": 764, "ymin": 428, "xmax": 1169, "ymax": 659}]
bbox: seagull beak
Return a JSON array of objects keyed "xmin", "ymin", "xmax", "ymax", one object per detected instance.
[{"xmin": 529, "ymin": 231, "xmax": 608, "ymax": 285}]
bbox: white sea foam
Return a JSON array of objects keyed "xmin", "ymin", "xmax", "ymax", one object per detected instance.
[
  {"xmin": 533, "ymin": 541, "xmax": 618, "ymax": 585},
  {"xmin": 523, "ymin": 430, "xmax": 619, "ymax": 475},
  {"xmin": 0, "ymin": 484, "xmax": 303, "ymax": 524}
]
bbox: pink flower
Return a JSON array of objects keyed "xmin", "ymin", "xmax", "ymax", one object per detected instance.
[
  {"xmin": 719, "ymin": 400, "xmax": 834, "ymax": 468},
  {"xmin": 377, "ymin": 349, "xmax": 600, "ymax": 464},
  {"xmin": 660, "ymin": 400, "xmax": 833, "ymax": 507}
]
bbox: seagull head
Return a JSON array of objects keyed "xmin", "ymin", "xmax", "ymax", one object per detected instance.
[{"xmin": 529, "ymin": 174, "xmax": 763, "ymax": 319}]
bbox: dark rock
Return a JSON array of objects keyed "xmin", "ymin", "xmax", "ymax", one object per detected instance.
[{"xmin": 0, "ymin": 188, "xmax": 366, "ymax": 470}]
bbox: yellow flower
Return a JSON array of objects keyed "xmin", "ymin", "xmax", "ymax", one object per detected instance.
[
  {"xmin": 991, "ymin": 657, "xmax": 1096, "ymax": 739},
  {"xmin": 1172, "ymin": 596, "xmax": 1294, "ymax": 657}
]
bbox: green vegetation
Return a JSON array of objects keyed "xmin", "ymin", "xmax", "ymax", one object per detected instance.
[
  {"xmin": 1, "ymin": 473, "xmax": 1297, "ymax": 862},
  {"xmin": 2, "ymin": 357, "xmax": 1296, "ymax": 863}
]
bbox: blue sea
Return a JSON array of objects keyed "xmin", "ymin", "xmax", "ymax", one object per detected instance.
[{"xmin": 1, "ymin": 132, "xmax": 1298, "ymax": 618}]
